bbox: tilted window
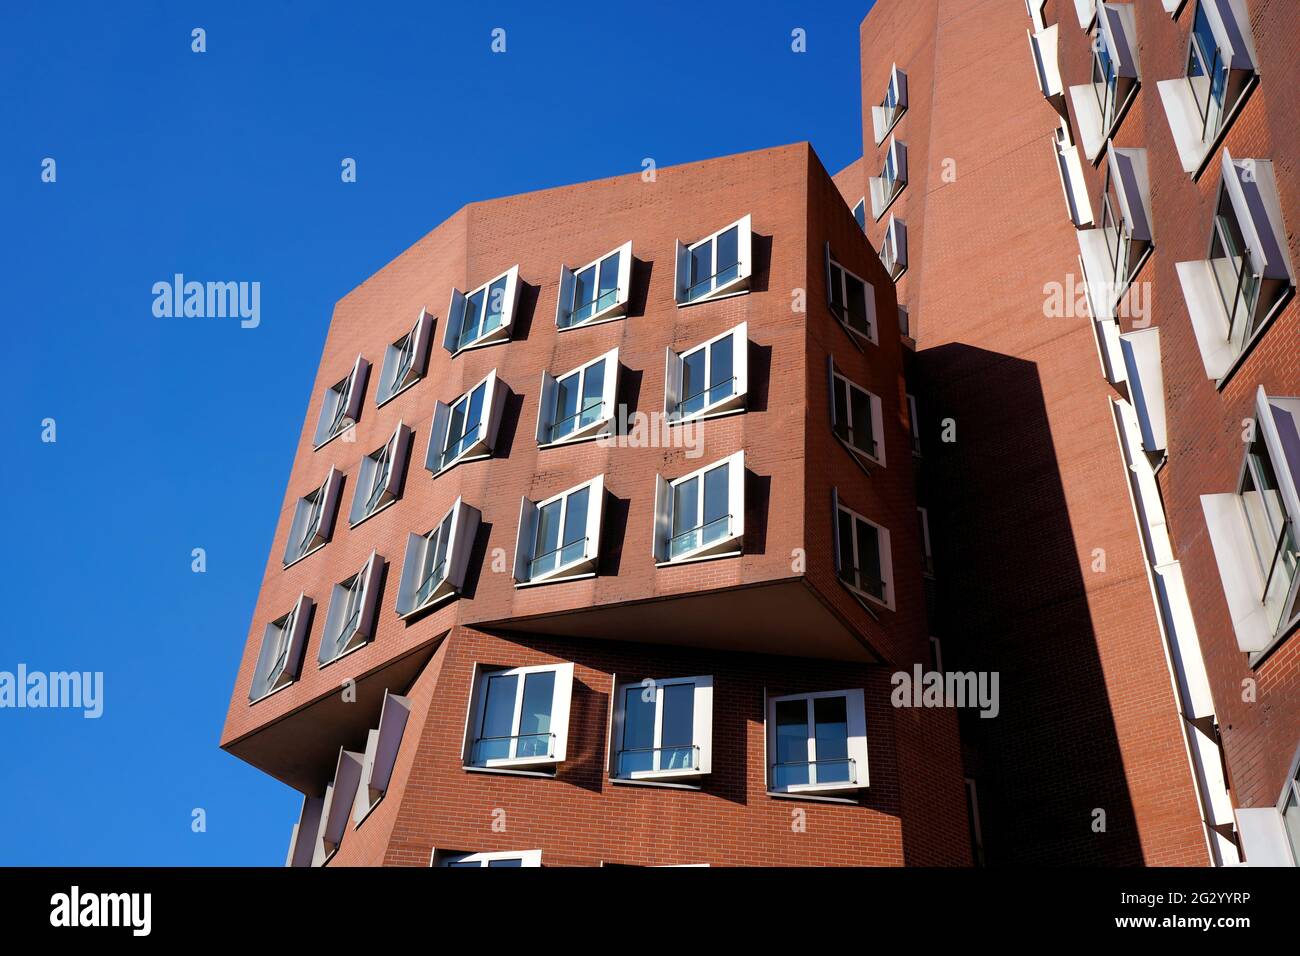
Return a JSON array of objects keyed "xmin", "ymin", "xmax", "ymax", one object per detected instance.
[
  {"xmin": 868, "ymin": 137, "xmax": 907, "ymax": 220},
  {"xmin": 1067, "ymin": 1, "xmax": 1140, "ymax": 161},
  {"xmin": 828, "ymin": 357, "xmax": 885, "ymax": 468},
  {"xmin": 664, "ymin": 323, "xmax": 748, "ymax": 424},
  {"xmin": 653, "ymin": 452, "xmax": 744, "ymax": 564},
  {"xmin": 318, "ymin": 552, "xmax": 384, "ymax": 666},
  {"xmin": 462, "ymin": 662, "xmax": 575, "ymax": 770},
  {"xmin": 825, "ymin": 244, "xmax": 877, "ymax": 344},
  {"xmin": 312, "ymin": 356, "xmax": 369, "ymax": 447},
  {"xmin": 425, "ymin": 370, "xmax": 508, "ymax": 476},
  {"xmin": 376, "ymin": 309, "xmax": 435, "ymax": 404},
  {"xmin": 833, "ymin": 488, "xmax": 895, "ymax": 609},
  {"xmin": 1076, "ymin": 145, "xmax": 1152, "ymax": 321},
  {"xmin": 674, "ymin": 215, "xmax": 753, "ymax": 305},
  {"xmin": 353, "ymin": 690, "xmax": 412, "ymax": 825},
  {"xmin": 557, "ymin": 242, "xmax": 632, "ymax": 329},
  {"xmin": 766, "ymin": 689, "xmax": 869, "ymax": 795},
  {"xmin": 537, "ymin": 348, "xmax": 619, "ymax": 446},
  {"xmin": 881, "ymin": 215, "xmax": 908, "ymax": 281},
  {"xmin": 513, "ymin": 476, "xmax": 605, "ymax": 585},
  {"xmin": 396, "ymin": 498, "xmax": 481, "ymax": 616},
  {"xmin": 349, "ymin": 423, "xmax": 413, "ymax": 525},
  {"xmin": 284, "ymin": 467, "xmax": 344, "ymax": 566},
  {"xmin": 443, "ymin": 265, "xmax": 520, "ymax": 354},
  {"xmin": 872, "ymin": 65, "xmax": 908, "ymax": 144},
  {"xmin": 610, "ymin": 676, "xmax": 713, "ymax": 782},
  {"xmin": 249, "ymin": 594, "xmax": 313, "ymax": 702}
]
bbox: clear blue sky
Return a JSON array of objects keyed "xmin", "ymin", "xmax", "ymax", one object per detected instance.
[{"xmin": 0, "ymin": 0, "xmax": 870, "ymax": 865}]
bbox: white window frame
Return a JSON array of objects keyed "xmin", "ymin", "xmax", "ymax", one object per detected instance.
[
  {"xmin": 765, "ymin": 688, "xmax": 869, "ymax": 796},
  {"xmin": 828, "ymin": 357, "xmax": 885, "ymax": 468},
  {"xmin": 425, "ymin": 369, "xmax": 507, "ymax": 477},
  {"xmin": 556, "ymin": 242, "xmax": 632, "ymax": 330},
  {"xmin": 352, "ymin": 691, "xmax": 412, "ymax": 826},
  {"xmin": 461, "ymin": 662, "xmax": 575, "ymax": 771},
  {"xmin": 432, "ymin": 849, "xmax": 543, "ymax": 867},
  {"xmin": 513, "ymin": 476, "xmax": 605, "ymax": 586},
  {"xmin": 868, "ymin": 137, "xmax": 907, "ymax": 221},
  {"xmin": 881, "ymin": 215, "xmax": 907, "ymax": 281},
  {"xmin": 653, "ymin": 451, "xmax": 745, "ymax": 566},
  {"xmin": 283, "ymin": 467, "xmax": 344, "ymax": 567},
  {"xmin": 312, "ymin": 355, "xmax": 369, "ymax": 448},
  {"xmin": 312, "ymin": 747, "xmax": 365, "ymax": 866},
  {"xmin": 663, "ymin": 323, "xmax": 748, "ymax": 424},
  {"xmin": 832, "ymin": 489, "xmax": 895, "ymax": 610},
  {"xmin": 674, "ymin": 214, "xmax": 753, "ymax": 306},
  {"xmin": 349, "ymin": 422, "xmax": 412, "ymax": 526},
  {"xmin": 249, "ymin": 594, "xmax": 313, "ymax": 703},
  {"xmin": 318, "ymin": 552, "xmax": 383, "ymax": 666},
  {"xmin": 852, "ymin": 197, "xmax": 866, "ymax": 231},
  {"xmin": 1067, "ymin": 2, "xmax": 1140, "ymax": 162},
  {"xmin": 609, "ymin": 676, "xmax": 713, "ymax": 783},
  {"xmin": 871, "ymin": 65, "xmax": 908, "ymax": 144},
  {"xmin": 1076, "ymin": 145, "xmax": 1153, "ymax": 322},
  {"xmin": 825, "ymin": 245, "xmax": 878, "ymax": 345},
  {"xmin": 536, "ymin": 348, "xmax": 620, "ymax": 447},
  {"xmin": 395, "ymin": 498, "xmax": 481, "ymax": 617},
  {"xmin": 376, "ymin": 309, "xmax": 434, "ymax": 405},
  {"xmin": 443, "ymin": 265, "xmax": 520, "ymax": 355}
]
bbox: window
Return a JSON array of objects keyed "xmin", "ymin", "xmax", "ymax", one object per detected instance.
[
  {"xmin": 1066, "ymin": 2, "xmax": 1139, "ymax": 161},
  {"xmin": 1118, "ymin": 327, "xmax": 1168, "ymax": 459},
  {"xmin": 396, "ymin": 498, "xmax": 481, "ymax": 616},
  {"xmin": 312, "ymin": 747, "xmax": 365, "ymax": 866},
  {"xmin": 312, "ymin": 356, "xmax": 369, "ymax": 447},
  {"xmin": 537, "ymin": 348, "xmax": 619, "ymax": 446},
  {"xmin": 1177, "ymin": 151, "xmax": 1295, "ymax": 381},
  {"xmin": 872, "ymin": 65, "xmax": 908, "ymax": 144},
  {"xmin": 1284, "ymin": 760, "xmax": 1300, "ymax": 867},
  {"xmin": 610, "ymin": 676, "xmax": 713, "ymax": 781},
  {"xmin": 443, "ymin": 265, "xmax": 520, "ymax": 354},
  {"xmin": 1076, "ymin": 146, "xmax": 1152, "ymax": 321},
  {"xmin": 852, "ymin": 198, "xmax": 866, "ymax": 230},
  {"xmin": 674, "ymin": 215, "xmax": 753, "ymax": 305},
  {"xmin": 833, "ymin": 489, "xmax": 895, "ymax": 609},
  {"xmin": 249, "ymin": 595, "xmax": 313, "ymax": 702},
  {"xmin": 664, "ymin": 323, "xmax": 748, "ymax": 423},
  {"xmin": 433, "ymin": 850, "xmax": 543, "ymax": 867},
  {"xmin": 376, "ymin": 310, "xmax": 434, "ymax": 404},
  {"xmin": 1028, "ymin": 22, "xmax": 1064, "ymax": 102},
  {"xmin": 1235, "ymin": 748, "xmax": 1300, "ymax": 866},
  {"xmin": 425, "ymin": 370, "xmax": 507, "ymax": 476},
  {"xmin": 557, "ymin": 242, "xmax": 632, "ymax": 329},
  {"xmin": 918, "ymin": 507, "xmax": 935, "ymax": 577},
  {"xmin": 653, "ymin": 452, "xmax": 745, "ymax": 564},
  {"xmin": 906, "ymin": 393, "xmax": 922, "ymax": 456},
  {"xmin": 1201, "ymin": 388, "xmax": 1300, "ymax": 655},
  {"xmin": 462, "ymin": 662, "xmax": 575, "ymax": 770},
  {"xmin": 881, "ymin": 215, "xmax": 907, "ymax": 281},
  {"xmin": 286, "ymin": 795, "xmax": 324, "ymax": 868},
  {"xmin": 868, "ymin": 137, "xmax": 907, "ymax": 220},
  {"xmin": 318, "ymin": 552, "xmax": 384, "ymax": 666},
  {"xmin": 1053, "ymin": 120, "xmax": 1094, "ymax": 227},
  {"xmin": 513, "ymin": 476, "xmax": 605, "ymax": 585},
  {"xmin": 1156, "ymin": 0, "xmax": 1258, "ymax": 173},
  {"xmin": 353, "ymin": 691, "xmax": 412, "ymax": 825},
  {"xmin": 349, "ymin": 423, "xmax": 413, "ymax": 525},
  {"xmin": 283, "ymin": 467, "xmax": 344, "ymax": 566},
  {"xmin": 766, "ymin": 689, "xmax": 869, "ymax": 795},
  {"xmin": 828, "ymin": 358, "xmax": 885, "ymax": 468},
  {"xmin": 825, "ymin": 245, "xmax": 877, "ymax": 344}
]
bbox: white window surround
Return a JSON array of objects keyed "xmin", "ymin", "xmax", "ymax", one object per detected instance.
[
  {"xmin": 1067, "ymin": 1, "xmax": 1140, "ymax": 163},
  {"xmin": 832, "ymin": 488, "xmax": 895, "ymax": 610},
  {"xmin": 653, "ymin": 451, "xmax": 745, "ymax": 566},
  {"xmin": 377, "ymin": 309, "xmax": 435, "ymax": 405},
  {"xmin": 1028, "ymin": 23, "xmax": 1064, "ymax": 102},
  {"xmin": 674, "ymin": 214, "xmax": 753, "ymax": 306},
  {"xmin": 828, "ymin": 356, "xmax": 886, "ymax": 469},
  {"xmin": 881, "ymin": 215, "xmax": 908, "ymax": 281},
  {"xmin": 425, "ymin": 369, "xmax": 508, "ymax": 476},
  {"xmin": 283, "ymin": 466, "xmax": 345, "ymax": 567},
  {"xmin": 825, "ymin": 244, "xmax": 878, "ymax": 345},
  {"xmin": 443, "ymin": 265, "xmax": 521, "ymax": 355},
  {"xmin": 311, "ymin": 747, "xmax": 365, "ymax": 867},
  {"xmin": 663, "ymin": 323, "xmax": 748, "ymax": 424},
  {"xmin": 1119, "ymin": 327, "xmax": 1167, "ymax": 458},
  {"xmin": 1235, "ymin": 746, "xmax": 1300, "ymax": 866},
  {"xmin": 1086, "ymin": 300, "xmax": 1128, "ymax": 387},
  {"xmin": 286, "ymin": 794, "xmax": 325, "ymax": 867},
  {"xmin": 852, "ymin": 197, "xmax": 866, "ymax": 231},
  {"xmin": 537, "ymin": 347, "xmax": 620, "ymax": 447},
  {"xmin": 1156, "ymin": 0, "xmax": 1259, "ymax": 175},
  {"xmin": 868, "ymin": 137, "xmax": 907, "ymax": 221},
  {"xmin": 513, "ymin": 475, "xmax": 605, "ymax": 586},
  {"xmin": 349, "ymin": 422, "xmax": 413, "ymax": 526},
  {"xmin": 249, "ymin": 594, "xmax": 313, "ymax": 703},
  {"xmin": 1026, "ymin": 0, "xmax": 1049, "ymax": 31},
  {"xmin": 1076, "ymin": 145, "xmax": 1153, "ymax": 322},
  {"xmin": 432, "ymin": 849, "xmax": 543, "ymax": 867},
  {"xmin": 1072, "ymin": 0, "xmax": 1096, "ymax": 30},
  {"xmin": 352, "ymin": 690, "xmax": 412, "ymax": 826},
  {"xmin": 1177, "ymin": 151, "xmax": 1295, "ymax": 383},
  {"xmin": 461, "ymin": 661, "xmax": 575, "ymax": 771},
  {"xmin": 318, "ymin": 551, "xmax": 384, "ymax": 666},
  {"xmin": 312, "ymin": 355, "xmax": 369, "ymax": 448},
  {"xmin": 1164, "ymin": 0, "xmax": 1189, "ymax": 15},
  {"xmin": 1202, "ymin": 388, "xmax": 1300, "ymax": 655},
  {"xmin": 557, "ymin": 241, "xmax": 633, "ymax": 330},
  {"xmin": 608, "ymin": 676, "xmax": 713, "ymax": 783},
  {"xmin": 871, "ymin": 64, "xmax": 908, "ymax": 145},
  {"xmin": 395, "ymin": 497, "xmax": 481, "ymax": 617},
  {"xmin": 1053, "ymin": 121, "xmax": 1094, "ymax": 227},
  {"xmin": 765, "ymin": 688, "xmax": 869, "ymax": 797}
]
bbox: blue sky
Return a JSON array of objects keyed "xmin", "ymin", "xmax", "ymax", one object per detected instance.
[{"xmin": 0, "ymin": 0, "xmax": 870, "ymax": 865}]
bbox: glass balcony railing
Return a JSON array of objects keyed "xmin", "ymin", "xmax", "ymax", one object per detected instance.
[
  {"xmin": 771, "ymin": 756, "xmax": 857, "ymax": 790},
  {"xmin": 670, "ymin": 514, "xmax": 732, "ymax": 559},
  {"xmin": 471, "ymin": 731, "xmax": 556, "ymax": 763},
  {"xmin": 528, "ymin": 537, "xmax": 588, "ymax": 580},
  {"xmin": 615, "ymin": 744, "xmax": 700, "ymax": 777}
]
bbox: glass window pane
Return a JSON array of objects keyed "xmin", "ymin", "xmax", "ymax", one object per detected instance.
[
  {"xmin": 462, "ymin": 290, "xmax": 485, "ymax": 345},
  {"xmin": 477, "ymin": 673, "xmax": 518, "ymax": 762},
  {"xmin": 516, "ymin": 670, "xmax": 555, "ymax": 758},
  {"xmin": 579, "ymin": 360, "xmax": 605, "ymax": 429},
  {"xmin": 837, "ymin": 510, "xmax": 856, "ymax": 584},
  {"xmin": 1283, "ymin": 786, "xmax": 1300, "ymax": 867},
  {"xmin": 446, "ymin": 397, "xmax": 467, "ymax": 454},
  {"xmin": 710, "ymin": 334, "xmax": 734, "ymax": 404},
  {"xmin": 484, "ymin": 276, "xmax": 508, "ymax": 333},
  {"xmin": 716, "ymin": 226, "xmax": 739, "ymax": 286},
  {"xmin": 849, "ymin": 385, "xmax": 873, "ymax": 453},
  {"xmin": 597, "ymin": 252, "xmax": 620, "ymax": 311},
  {"xmin": 533, "ymin": 500, "xmax": 563, "ymax": 576},
  {"xmin": 856, "ymin": 518, "xmax": 883, "ymax": 598},
  {"xmin": 682, "ymin": 348, "xmax": 707, "ymax": 414},
  {"xmin": 621, "ymin": 686, "xmax": 656, "ymax": 775},
  {"xmin": 672, "ymin": 476, "xmax": 699, "ymax": 557},
  {"xmin": 813, "ymin": 696, "xmax": 851, "ymax": 785},
  {"xmin": 774, "ymin": 699, "xmax": 810, "ymax": 789},
  {"xmin": 830, "ymin": 264, "xmax": 846, "ymax": 310},
  {"xmin": 487, "ymin": 858, "xmax": 523, "ymax": 867},
  {"xmin": 572, "ymin": 264, "xmax": 597, "ymax": 324},
  {"xmin": 690, "ymin": 240, "xmax": 713, "ymax": 299},
  {"xmin": 660, "ymin": 683, "xmax": 695, "ymax": 770},
  {"xmin": 702, "ymin": 464, "xmax": 729, "ymax": 545},
  {"xmin": 553, "ymin": 372, "xmax": 580, "ymax": 440},
  {"xmin": 845, "ymin": 276, "xmax": 869, "ymax": 333}
]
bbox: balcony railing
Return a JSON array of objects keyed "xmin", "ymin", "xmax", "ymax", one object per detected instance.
[
  {"xmin": 771, "ymin": 756, "xmax": 857, "ymax": 788},
  {"xmin": 670, "ymin": 514, "xmax": 732, "ymax": 559},
  {"xmin": 564, "ymin": 286, "xmax": 620, "ymax": 327},
  {"xmin": 439, "ymin": 421, "xmax": 484, "ymax": 471},
  {"xmin": 677, "ymin": 377, "xmax": 736, "ymax": 419},
  {"xmin": 528, "ymin": 536, "xmax": 589, "ymax": 580},
  {"xmin": 414, "ymin": 558, "xmax": 449, "ymax": 608},
  {"xmin": 685, "ymin": 262, "xmax": 741, "ymax": 301},
  {"xmin": 549, "ymin": 399, "xmax": 606, "ymax": 443},
  {"xmin": 471, "ymin": 731, "xmax": 556, "ymax": 763},
  {"xmin": 615, "ymin": 744, "xmax": 700, "ymax": 777}
]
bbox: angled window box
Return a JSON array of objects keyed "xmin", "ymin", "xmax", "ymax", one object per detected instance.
[
  {"xmin": 825, "ymin": 244, "xmax": 877, "ymax": 345},
  {"xmin": 376, "ymin": 309, "xmax": 435, "ymax": 405},
  {"xmin": 462, "ymin": 662, "xmax": 574, "ymax": 771},
  {"xmin": 918, "ymin": 507, "xmax": 935, "ymax": 578},
  {"xmin": 349, "ymin": 422, "xmax": 413, "ymax": 526},
  {"xmin": 352, "ymin": 690, "xmax": 412, "ymax": 825},
  {"xmin": 396, "ymin": 497, "xmax": 480, "ymax": 617},
  {"xmin": 871, "ymin": 65, "xmax": 908, "ymax": 145},
  {"xmin": 906, "ymin": 392, "xmax": 922, "ymax": 456},
  {"xmin": 664, "ymin": 323, "xmax": 748, "ymax": 424},
  {"xmin": 1053, "ymin": 122, "xmax": 1094, "ymax": 226},
  {"xmin": 1157, "ymin": 0, "xmax": 1258, "ymax": 175},
  {"xmin": 609, "ymin": 676, "xmax": 713, "ymax": 784},
  {"xmin": 852, "ymin": 197, "xmax": 866, "ymax": 231},
  {"xmin": 432, "ymin": 849, "xmax": 543, "ymax": 867},
  {"xmin": 283, "ymin": 466, "xmax": 344, "ymax": 567},
  {"xmin": 1177, "ymin": 151, "xmax": 1295, "ymax": 382},
  {"xmin": 1201, "ymin": 388, "xmax": 1300, "ymax": 654},
  {"xmin": 318, "ymin": 551, "xmax": 384, "ymax": 666},
  {"xmin": 1067, "ymin": 1, "xmax": 1140, "ymax": 162},
  {"xmin": 828, "ymin": 357, "xmax": 885, "ymax": 469},
  {"xmin": 1028, "ymin": 23, "xmax": 1064, "ymax": 104},
  {"xmin": 653, "ymin": 452, "xmax": 744, "ymax": 565},
  {"xmin": 1235, "ymin": 807, "xmax": 1296, "ymax": 867},
  {"xmin": 880, "ymin": 215, "xmax": 907, "ymax": 281},
  {"xmin": 766, "ymin": 689, "xmax": 869, "ymax": 797},
  {"xmin": 443, "ymin": 265, "xmax": 520, "ymax": 355},
  {"xmin": 832, "ymin": 488, "xmax": 895, "ymax": 610},
  {"xmin": 1076, "ymin": 145, "xmax": 1152, "ymax": 320},
  {"xmin": 674, "ymin": 215, "xmax": 752, "ymax": 305},
  {"xmin": 425, "ymin": 370, "xmax": 507, "ymax": 476},
  {"xmin": 311, "ymin": 747, "xmax": 364, "ymax": 866},
  {"xmin": 513, "ymin": 476, "xmax": 605, "ymax": 586},
  {"xmin": 1119, "ymin": 327, "xmax": 1167, "ymax": 459},
  {"xmin": 868, "ymin": 137, "xmax": 907, "ymax": 220},
  {"xmin": 537, "ymin": 348, "xmax": 620, "ymax": 446},
  {"xmin": 1026, "ymin": 0, "xmax": 1049, "ymax": 31},
  {"xmin": 1072, "ymin": 0, "xmax": 1097, "ymax": 30},
  {"xmin": 285, "ymin": 794, "xmax": 324, "ymax": 868},
  {"xmin": 312, "ymin": 355, "xmax": 369, "ymax": 448},
  {"xmin": 249, "ymin": 594, "xmax": 313, "ymax": 703},
  {"xmin": 557, "ymin": 242, "xmax": 632, "ymax": 330}
]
